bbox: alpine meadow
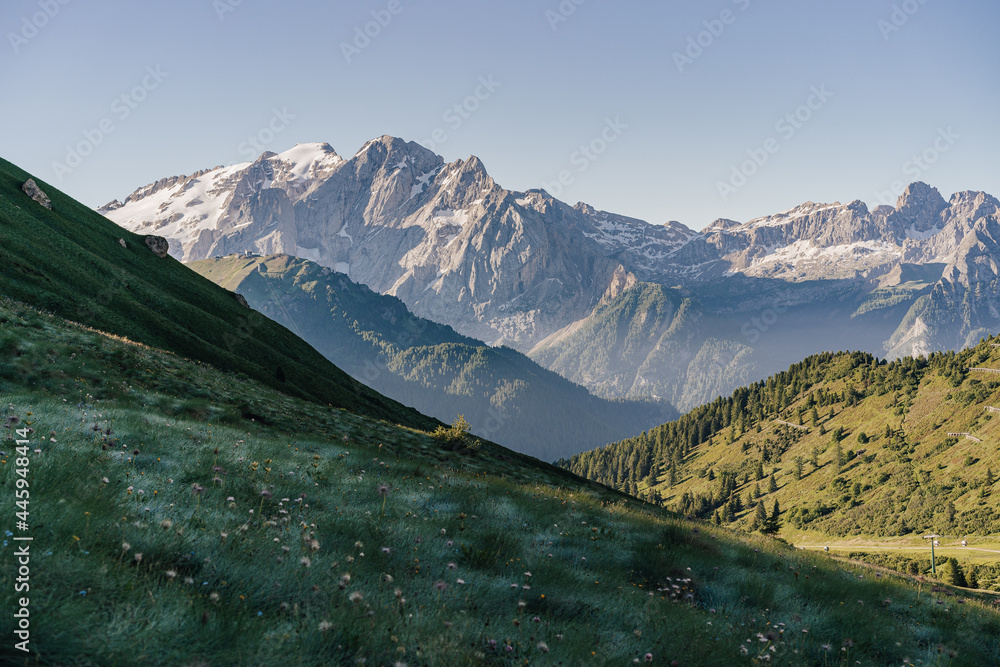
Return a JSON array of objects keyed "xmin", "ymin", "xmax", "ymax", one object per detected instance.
[{"xmin": 3, "ymin": 1, "xmax": 1000, "ymax": 665}]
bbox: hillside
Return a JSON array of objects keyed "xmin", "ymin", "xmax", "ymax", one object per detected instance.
[
  {"xmin": 561, "ymin": 341, "xmax": 1000, "ymax": 574},
  {"xmin": 186, "ymin": 254, "xmax": 675, "ymax": 460},
  {"xmin": 2, "ymin": 297, "xmax": 1000, "ymax": 664},
  {"xmin": 0, "ymin": 159, "xmax": 435, "ymax": 431}
]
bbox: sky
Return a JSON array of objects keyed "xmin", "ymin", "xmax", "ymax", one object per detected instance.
[{"xmin": 3, "ymin": 0, "xmax": 998, "ymax": 230}]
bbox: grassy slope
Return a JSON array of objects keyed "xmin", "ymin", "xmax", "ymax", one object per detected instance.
[
  {"xmin": 186, "ymin": 254, "xmax": 676, "ymax": 461},
  {"xmin": 0, "ymin": 303, "xmax": 998, "ymax": 664},
  {"xmin": 0, "ymin": 159, "xmax": 436, "ymax": 432},
  {"xmin": 601, "ymin": 342, "xmax": 1000, "ymax": 573}
]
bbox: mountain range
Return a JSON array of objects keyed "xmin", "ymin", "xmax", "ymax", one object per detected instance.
[
  {"xmin": 101, "ymin": 137, "xmax": 1000, "ymax": 411},
  {"xmin": 4, "ymin": 142, "xmax": 1000, "ymax": 665}
]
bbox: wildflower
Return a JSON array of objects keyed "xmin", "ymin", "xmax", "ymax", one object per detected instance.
[
  {"xmin": 524, "ymin": 571, "xmax": 532, "ymax": 578},
  {"xmin": 209, "ymin": 592, "xmax": 219, "ymax": 602},
  {"xmin": 220, "ymin": 532, "xmax": 228, "ymax": 540},
  {"xmin": 227, "ymin": 496, "xmax": 235, "ymax": 502},
  {"xmin": 101, "ymin": 477, "xmax": 109, "ymax": 484},
  {"xmin": 645, "ymin": 654, "xmax": 653, "ymax": 663},
  {"xmin": 434, "ymin": 581, "xmax": 448, "ymax": 592},
  {"xmin": 440, "ymin": 529, "xmax": 446, "ymax": 535},
  {"xmin": 820, "ymin": 644, "xmax": 832, "ymax": 652},
  {"xmin": 165, "ymin": 570, "xmax": 177, "ymax": 579},
  {"xmin": 191, "ymin": 484, "xmax": 204, "ymax": 495},
  {"xmin": 349, "ymin": 591, "xmax": 364, "ymax": 603},
  {"xmin": 538, "ymin": 641, "xmax": 549, "ymax": 653},
  {"xmin": 121, "ymin": 542, "xmax": 131, "ymax": 552},
  {"xmin": 160, "ymin": 519, "xmax": 173, "ymax": 530},
  {"xmin": 381, "ymin": 547, "xmax": 392, "ymax": 555},
  {"xmin": 134, "ymin": 553, "xmax": 143, "ymax": 563},
  {"xmin": 318, "ymin": 620, "xmax": 333, "ymax": 632},
  {"xmin": 378, "ymin": 484, "xmax": 390, "ymax": 496},
  {"xmin": 456, "ymin": 578, "xmax": 466, "ymax": 584},
  {"xmin": 447, "ymin": 562, "xmax": 457, "ymax": 570},
  {"xmin": 260, "ymin": 489, "xmax": 273, "ymax": 499},
  {"xmin": 446, "ymin": 540, "xmax": 453, "ymax": 547},
  {"xmin": 282, "ymin": 545, "xmax": 290, "ymax": 553},
  {"xmin": 300, "ymin": 557, "xmax": 311, "ymax": 568}
]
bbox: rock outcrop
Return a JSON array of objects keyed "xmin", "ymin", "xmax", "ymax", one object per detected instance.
[
  {"xmin": 22, "ymin": 179, "xmax": 51, "ymax": 209},
  {"xmin": 144, "ymin": 235, "xmax": 170, "ymax": 258}
]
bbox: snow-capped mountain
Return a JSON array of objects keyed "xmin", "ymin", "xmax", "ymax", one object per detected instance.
[
  {"xmin": 103, "ymin": 136, "xmax": 701, "ymax": 347},
  {"xmin": 102, "ymin": 137, "xmax": 1000, "ymax": 408}
]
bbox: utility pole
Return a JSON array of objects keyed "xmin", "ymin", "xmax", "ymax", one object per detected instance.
[{"xmin": 923, "ymin": 534, "xmax": 940, "ymax": 575}]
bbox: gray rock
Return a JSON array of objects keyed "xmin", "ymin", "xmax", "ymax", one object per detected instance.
[
  {"xmin": 118, "ymin": 238, "xmax": 127, "ymax": 248},
  {"xmin": 21, "ymin": 179, "xmax": 51, "ymax": 209},
  {"xmin": 144, "ymin": 235, "xmax": 170, "ymax": 258},
  {"xmin": 232, "ymin": 292, "xmax": 250, "ymax": 309}
]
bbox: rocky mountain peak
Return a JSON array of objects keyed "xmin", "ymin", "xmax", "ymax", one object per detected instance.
[
  {"xmin": 601, "ymin": 264, "xmax": 638, "ymax": 303},
  {"xmin": 896, "ymin": 182, "xmax": 947, "ymax": 231}
]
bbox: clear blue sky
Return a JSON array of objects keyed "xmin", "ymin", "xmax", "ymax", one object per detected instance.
[{"xmin": 3, "ymin": 0, "xmax": 998, "ymax": 229}]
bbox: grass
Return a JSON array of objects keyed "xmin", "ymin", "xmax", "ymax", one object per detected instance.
[{"xmin": 0, "ymin": 302, "xmax": 999, "ymax": 664}]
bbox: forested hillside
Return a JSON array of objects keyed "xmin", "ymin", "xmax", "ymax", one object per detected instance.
[{"xmin": 561, "ymin": 341, "xmax": 1000, "ymax": 542}]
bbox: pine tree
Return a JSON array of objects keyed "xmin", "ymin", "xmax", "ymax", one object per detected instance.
[
  {"xmin": 762, "ymin": 500, "xmax": 781, "ymax": 534},
  {"xmin": 755, "ymin": 461, "xmax": 764, "ymax": 481},
  {"xmin": 943, "ymin": 558, "xmax": 967, "ymax": 587},
  {"xmin": 793, "ymin": 456, "xmax": 804, "ymax": 480},
  {"xmin": 753, "ymin": 501, "xmax": 767, "ymax": 530},
  {"xmin": 768, "ymin": 473, "xmax": 778, "ymax": 493},
  {"xmin": 810, "ymin": 407, "xmax": 819, "ymax": 427}
]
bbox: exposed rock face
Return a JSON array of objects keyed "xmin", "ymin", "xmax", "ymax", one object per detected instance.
[
  {"xmin": 144, "ymin": 235, "xmax": 170, "ymax": 258},
  {"xmin": 101, "ymin": 136, "xmax": 1000, "ymax": 404},
  {"xmin": 118, "ymin": 238, "xmax": 127, "ymax": 248},
  {"xmin": 22, "ymin": 179, "xmax": 51, "ymax": 209}
]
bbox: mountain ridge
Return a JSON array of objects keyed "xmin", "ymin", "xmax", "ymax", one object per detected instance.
[{"xmin": 100, "ymin": 137, "xmax": 1000, "ymax": 409}]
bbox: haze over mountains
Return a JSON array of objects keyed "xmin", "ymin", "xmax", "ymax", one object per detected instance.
[
  {"xmin": 102, "ymin": 137, "xmax": 1000, "ymax": 411},
  {"xmin": 187, "ymin": 253, "xmax": 674, "ymax": 460}
]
